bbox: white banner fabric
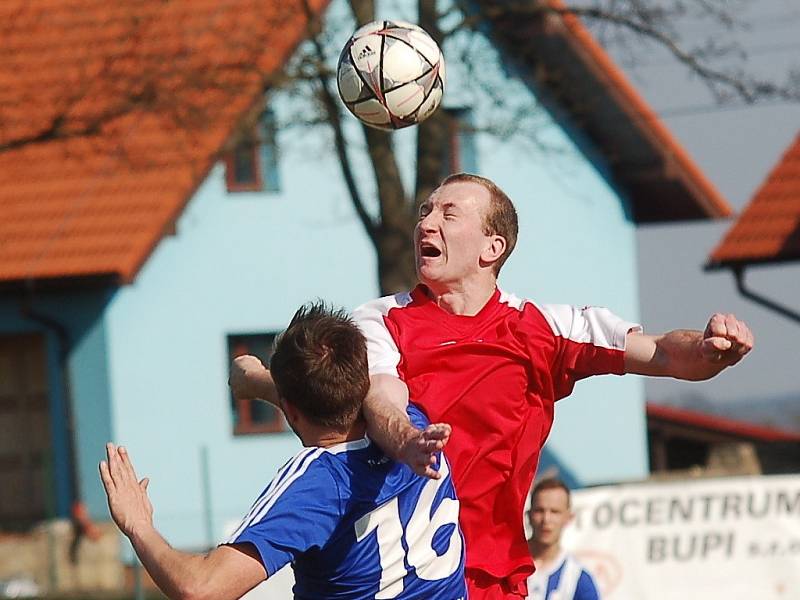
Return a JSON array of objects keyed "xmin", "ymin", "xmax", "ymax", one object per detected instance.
[{"xmin": 558, "ymin": 474, "xmax": 800, "ymax": 600}]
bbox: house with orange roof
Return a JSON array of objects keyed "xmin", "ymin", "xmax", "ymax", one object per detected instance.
[
  {"xmin": 707, "ymin": 132, "xmax": 800, "ymax": 323},
  {"xmin": 0, "ymin": 0, "xmax": 732, "ymax": 585}
]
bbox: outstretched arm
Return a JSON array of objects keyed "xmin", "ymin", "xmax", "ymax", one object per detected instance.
[
  {"xmin": 625, "ymin": 313, "xmax": 753, "ymax": 381},
  {"xmin": 363, "ymin": 374, "xmax": 451, "ymax": 480},
  {"xmin": 99, "ymin": 444, "xmax": 265, "ymax": 600}
]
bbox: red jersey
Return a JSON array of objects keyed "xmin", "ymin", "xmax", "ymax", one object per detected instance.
[{"xmin": 354, "ymin": 285, "xmax": 639, "ymax": 594}]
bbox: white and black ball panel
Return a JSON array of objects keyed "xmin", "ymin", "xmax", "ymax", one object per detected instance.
[
  {"xmin": 383, "ymin": 19, "xmax": 424, "ymax": 33},
  {"xmin": 381, "ymin": 37, "xmax": 426, "ymax": 88},
  {"xmin": 414, "ymin": 80, "xmax": 443, "ymax": 123},
  {"xmin": 437, "ymin": 53, "xmax": 446, "ymax": 88},
  {"xmin": 337, "ymin": 56, "xmax": 365, "ymax": 103},
  {"xmin": 351, "ymin": 98, "xmax": 392, "ymax": 128},
  {"xmin": 352, "ymin": 20, "xmax": 384, "ymax": 39},
  {"xmin": 349, "ymin": 35, "xmax": 385, "ymax": 100},
  {"xmin": 385, "ymin": 59, "xmax": 443, "ymax": 118},
  {"xmin": 385, "ymin": 81, "xmax": 425, "ymax": 118},
  {"xmin": 337, "ymin": 47, "xmax": 378, "ymax": 104},
  {"xmin": 415, "ymin": 64, "xmax": 439, "ymax": 97},
  {"xmin": 406, "ymin": 30, "xmax": 440, "ymax": 65}
]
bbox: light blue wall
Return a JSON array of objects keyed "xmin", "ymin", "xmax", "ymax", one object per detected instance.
[{"xmin": 66, "ymin": 292, "xmax": 116, "ymax": 517}]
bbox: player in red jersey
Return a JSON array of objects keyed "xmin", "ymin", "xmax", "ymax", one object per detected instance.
[{"xmin": 231, "ymin": 173, "xmax": 753, "ymax": 600}]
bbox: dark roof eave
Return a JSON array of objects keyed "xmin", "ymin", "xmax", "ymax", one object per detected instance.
[
  {"xmin": 647, "ymin": 403, "xmax": 800, "ymax": 443},
  {"xmin": 705, "ymin": 253, "xmax": 800, "ymax": 271},
  {"xmin": 0, "ymin": 273, "xmax": 121, "ymax": 293}
]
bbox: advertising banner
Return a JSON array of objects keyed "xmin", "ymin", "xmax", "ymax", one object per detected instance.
[{"xmin": 561, "ymin": 474, "xmax": 800, "ymax": 599}]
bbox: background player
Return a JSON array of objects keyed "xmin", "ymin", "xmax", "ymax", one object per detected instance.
[
  {"xmin": 231, "ymin": 173, "xmax": 753, "ymax": 599},
  {"xmin": 526, "ymin": 479, "xmax": 600, "ymax": 600},
  {"xmin": 100, "ymin": 302, "xmax": 466, "ymax": 600}
]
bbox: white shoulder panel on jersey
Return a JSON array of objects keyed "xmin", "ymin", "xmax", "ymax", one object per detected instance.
[
  {"xmin": 498, "ymin": 287, "xmax": 527, "ymax": 311},
  {"xmin": 352, "ymin": 292, "xmax": 413, "ymax": 377},
  {"xmin": 533, "ymin": 303, "xmax": 642, "ymax": 351}
]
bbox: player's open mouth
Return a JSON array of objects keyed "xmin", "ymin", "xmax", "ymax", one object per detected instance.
[{"xmin": 419, "ymin": 243, "xmax": 442, "ymax": 258}]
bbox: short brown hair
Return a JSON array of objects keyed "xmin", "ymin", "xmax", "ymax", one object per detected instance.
[
  {"xmin": 441, "ymin": 173, "xmax": 518, "ymax": 275},
  {"xmin": 270, "ymin": 302, "xmax": 369, "ymax": 431},
  {"xmin": 531, "ymin": 478, "xmax": 572, "ymax": 508}
]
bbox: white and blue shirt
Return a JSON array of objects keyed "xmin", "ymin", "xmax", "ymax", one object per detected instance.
[
  {"xmin": 225, "ymin": 405, "xmax": 466, "ymax": 600},
  {"xmin": 526, "ymin": 551, "xmax": 600, "ymax": 600}
]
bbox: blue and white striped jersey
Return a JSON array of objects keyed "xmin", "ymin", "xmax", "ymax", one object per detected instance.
[
  {"xmin": 525, "ymin": 551, "xmax": 600, "ymax": 600},
  {"xmin": 225, "ymin": 405, "xmax": 466, "ymax": 600}
]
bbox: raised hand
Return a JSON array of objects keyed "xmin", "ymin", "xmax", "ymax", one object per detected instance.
[
  {"xmin": 99, "ymin": 443, "xmax": 154, "ymax": 539},
  {"xmin": 701, "ymin": 313, "xmax": 754, "ymax": 367},
  {"xmin": 228, "ymin": 355, "xmax": 273, "ymax": 402},
  {"xmin": 400, "ymin": 423, "xmax": 452, "ymax": 480}
]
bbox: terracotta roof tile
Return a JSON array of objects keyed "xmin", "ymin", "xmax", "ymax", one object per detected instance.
[
  {"xmin": 709, "ymin": 133, "xmax": 800, "ymax": 268},
  {"xmin": 0, "ymin": 0, "xmax": 326, "ymax": 284}
]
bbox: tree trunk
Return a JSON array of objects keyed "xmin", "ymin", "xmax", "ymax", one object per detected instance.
[
  {"xmin": 349, "ymin": 0, "xmax": 418, "ymax": 295},
  {"xmin": 362, "ymin": 125, "xmax": 417, "ymax": 294}
]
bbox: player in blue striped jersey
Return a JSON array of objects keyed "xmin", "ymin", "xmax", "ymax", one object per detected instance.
[
  {"xmin": 99, "ymin": 302, "xmax": 465, "ymax": 600},
  {"xmin": 526, "ymin": 479, "xmax": 600, "ymax": 600}
]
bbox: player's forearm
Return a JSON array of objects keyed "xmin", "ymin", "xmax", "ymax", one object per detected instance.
[
  {"xmin": 128, "ymin": 526, "xmax": 215, "ymax": 600},
  {"xmin": 650, "ymin": 329, "xmax": 725, "ymax": 381},
  {"xmin": 250, "ymin": 368, "xmax": 279, "ymax": 407},
  {"xmin": 362, "ymin": 374, "xmax": 417, "ymax": 461}
]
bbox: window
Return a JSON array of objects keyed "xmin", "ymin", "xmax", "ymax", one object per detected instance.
[
  {"xmin": 230, "ymin": 139, "xmax": 259, "ymax": 187},
  {"xmin": 224, "ymin": 107, "xmax": 280, "ymax": 193},
  {"xmin": 443, "ymin": 107, "xmax": 477, "ymax": 175},
  {"xmin": 227, "ymin": 333, "xmax": 285, "ymax": 435}
]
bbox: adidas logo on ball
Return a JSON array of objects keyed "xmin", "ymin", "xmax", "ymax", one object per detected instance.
[{"xmin": 357, "ymin": 45, "xmax": 375, "ymax": 60}]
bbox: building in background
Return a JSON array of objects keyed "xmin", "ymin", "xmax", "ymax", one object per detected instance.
[
  {"xmin": 0, "ymin": 0, "xmax": 731, "ymax": 592},
  {"xmin": 647, "ymin": 402, "xmax": 800, "ymax": 477},
  {"xmin": 707, "ymin": 131, "xmax": 800, "ymax": 324}
]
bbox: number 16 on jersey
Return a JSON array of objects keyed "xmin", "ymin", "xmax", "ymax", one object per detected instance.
[{"xmin": 355, "ymin": 458, "xmax": 464, "ymax": 599}]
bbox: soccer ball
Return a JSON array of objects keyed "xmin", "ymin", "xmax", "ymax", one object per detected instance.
[{"xmin": 337, "ymin": 20, "xmax": 446, "ymax": 131}]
